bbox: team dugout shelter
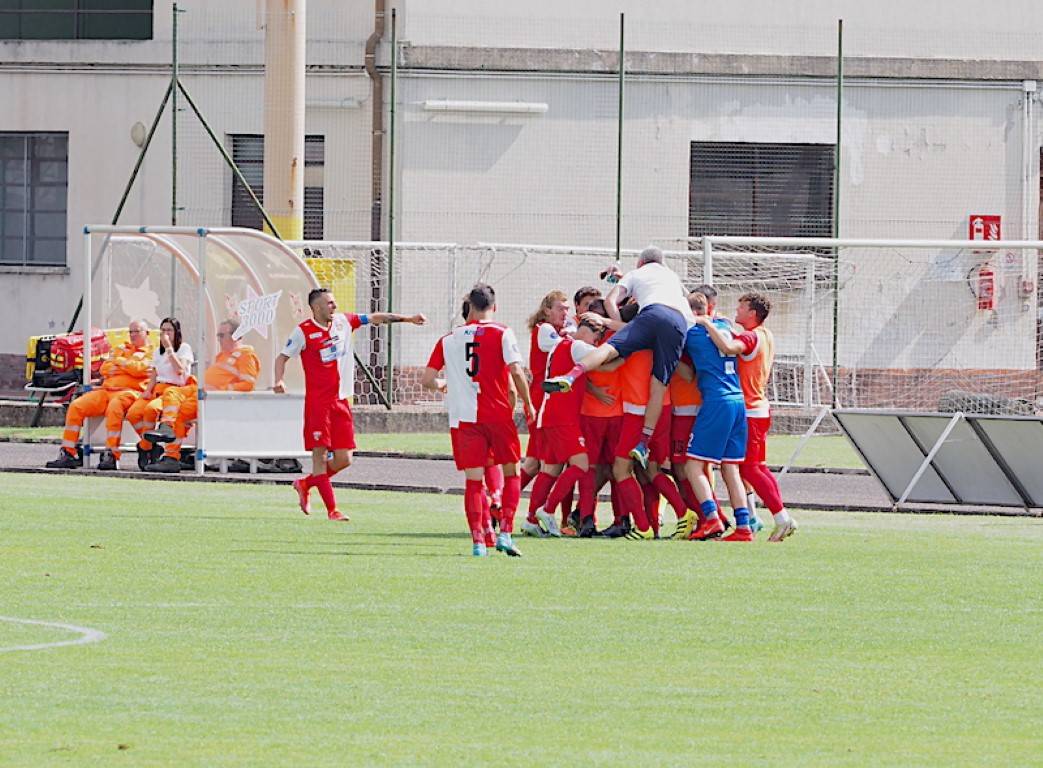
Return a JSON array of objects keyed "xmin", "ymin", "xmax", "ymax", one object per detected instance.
[{"xmin": 80, "ymin": 226, "xmax": 322, "ymax": 472}]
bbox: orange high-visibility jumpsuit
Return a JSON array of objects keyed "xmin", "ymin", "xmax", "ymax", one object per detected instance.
[
  {"xmin": 160, "ymin": 345, "xmax": 260, "ymax": 459},
  {"xmin": 59, "ymin": 342, "xmax": 152, "ymax": 457}
]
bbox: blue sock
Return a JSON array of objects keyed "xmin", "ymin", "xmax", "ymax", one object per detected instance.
[
  {"xmin": 734, "ymin": 507, "xmax": 750, "ymax": 529},
  {"xmin": 700, "ymin": 499, "xmax": 718, "ymax": 520}
]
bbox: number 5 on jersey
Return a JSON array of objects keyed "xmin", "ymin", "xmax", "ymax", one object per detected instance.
[{"xmin": 465, "ymin": 341, "xmax": 480, "ymax": 377}]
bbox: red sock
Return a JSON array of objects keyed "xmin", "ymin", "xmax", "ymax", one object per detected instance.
[
  {"xmin": 464, "ymin": 479, "xmax": 484, "ymax": 544},
  {"xmin": 642, "ymin": 482, "xmax": 660, "ymax": 535},
  {"xmin": 579, "ymin": 469, "xmax": 598, "ymax": 520},
  {"xmin": 652, "ymin": 473, "xmax": 687, "ymax": 520},
  {"xmin": 519, "ymin": 468, "xmax": 535, "ymax": 492},
  {"xmin": 481, "ymin": 490, "xmax": 493, "ymax": 538},
  {"xmin": 545, "ymin": 465, "xmax": 584, "ymax": 515},
  {"xmin": 678, "ymin": 476, "xmax": 700, "ymax": 514},
  {"xmin": 311, "ymin": 474, "xmax": 338, "ymax": 514},
  {"xmin": 741, "ymin": 462, "xmax": 785, "ymax": 513},
  {"xmin": 527, "ymin": 471, "xmax": 556, "ymax": 523},
  {"xmin": 484, "ymin": 464, "xmax": 504, "ymax": 506},
  {"xmin": 578, "ymin": 470, "xmax": 595, "ymax": 523},
  {"xmin": 618, "ymin": 477, "xmax": 647, "ymax": 531},
  {"xmin": 610, "ymin": 479, "xmax": 624, "ymax": 524},
  {"xmin": 501, "ymin": 474, "xmax": 520, "ymax": 533}
]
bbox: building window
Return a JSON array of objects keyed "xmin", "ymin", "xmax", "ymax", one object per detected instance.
[
  {"xmin": 230, "ymin": 134, "xmax": 324, "ymax": 240},
  {"xmin": 0, "ymin": 1, "xmax": 153, "ymax": 41},
  {"xmin": 0, "ymin": 133, "xmax": 68, "ymax": 267},
  {"xmin": 689, "ymin": 141, "xmax": 834, "ymax": 240}
]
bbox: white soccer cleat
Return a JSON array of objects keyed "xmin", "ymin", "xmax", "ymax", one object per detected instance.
[
  {"xmin": 520, "ymin": 520, "xmax": 547, "ymax": 538},
  {"xmin": 535, "ymin": 507, "xmax": 562, "ymax": 537},
  {"xmin": 768, "ymin": 518, "xmax": 798, "ymax": 542}
]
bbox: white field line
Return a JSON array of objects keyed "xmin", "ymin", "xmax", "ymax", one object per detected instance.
[{"xmin": 0, "ymin": 616, "xmax": 106, "ymax": 653}]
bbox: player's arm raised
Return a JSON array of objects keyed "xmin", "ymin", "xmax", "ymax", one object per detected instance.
[{"xmin": 367, "ymin": 312, "xmax": 427, "ymax": 326}]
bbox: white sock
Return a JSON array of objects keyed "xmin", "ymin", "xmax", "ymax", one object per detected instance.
[
  {"xmin": 772, "ymin": 509, "xmax": 792, "ymax": 526},
  {"xmin": 747, "ymin": 493, "xmax": 758, "ymax": 514}
]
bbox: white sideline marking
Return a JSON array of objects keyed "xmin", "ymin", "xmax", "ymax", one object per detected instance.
[{"xmin": 0, "ymin": 616, "xmax": 107, "ymax": 653}]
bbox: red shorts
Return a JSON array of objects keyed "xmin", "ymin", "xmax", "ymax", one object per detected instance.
[
  {"xmin": 540, "ymin": 424, "xmax": 587, "ymax": 465},
  {"xmin": 670, "ymin": 413, "xmax": 696, "ymax": 465},
  {"xmin": 581, "ymin": 414, "xmax": 623, "ymax": 466},
  {"xmin": 303, "ymin": 398, "xmax": 356, "ymax": 451},
  {"xmin": 451, "ymin": 420, "xmax": 521, "ymax": 470},
  {"xmin": 743, "ymin": 415, "xmax": 770, "ymax": 464},
  {"xmin": 525, "ymin": 426, "xmax": 543, "ymax": 461},
  {"xmin": 615, "ymin": 408, "xmax": 671, "ymax": 464}
]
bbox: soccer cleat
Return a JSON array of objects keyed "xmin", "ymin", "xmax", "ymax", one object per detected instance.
[
  {"xmin": 520, "ymin": 520, "xmax": 547, "ymax": 538},
  {"xmin": 567, "ymin": 508, "xmax": 581, "ymax": 531},
  {"xmin": 624, "ymin": 525, "xmax": 654, "ymax": 541},
  {"xmin": 145, "ymin": 455, "xmax": 181, "ymax": 473},
  {"xmin": 721, "ymin": 527, "xmax": 755, "ymax": 542},
  {"xmin": 144, "ymin": 422, "xmax": 176, "ymax": 444},
  {"xmin": 495, "ymin": 532, "xmax": 522, "ymax": 557},
  {"xmin": 541, "ymin": 375, "xmax": 573, "ymax": 394},
  {"xmin": 768, "ymin": 518, "xmax": 798, "ymax": 542},
  {"xmin": 472, "ymin": 542, "xmax": 488, "ymax": 557},
  {"xmin": 327, "ymin": 509, "xmax": 350, "ymax": 522},
  {"xmin": 689, "ymin": 516, "xmax": 726, "ymax": 541},
  {"xmin": 535, "ymin": 508, "xmax": 562, "ymax": 537},
  {"xmin": 628, "ymin": 442, "xmax": 649, "ymax": 470},
  {"xmin": 749, "ymin": 513, "xmax": 765, "ymax": 534},
  {"xmin": 560, "ymin": 525, "xmax": 578, "ymax": 537},
  {"xmin": 97, "ymin": 451, "xmax": 117, "ymax": 471},
  {"xmin": 599, "ymin": 522, "xmax": 628, "ymax": 538},
  {"xmin": 45, "ymin": 449, "xmax": 82, "ymax": 470},
  {"xmin": 292, "ymin": 477, "xmax": 311, "ymax": 515},
  {"xmin": 578, "ymin": 517, "xmax": 599, "ymax": 538},
  {"xmin": 670, "ymin": 509, "xmax": 698, "ymax": 540}
]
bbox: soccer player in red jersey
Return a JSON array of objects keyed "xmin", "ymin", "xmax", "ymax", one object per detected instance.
[
  {"xmin": 734, "ymin": 292, "xmax": 797, "ymax": 542},
  {"xmin": 528, "ymin": 319, "xmax": 617, "ymax": 537},
  {"xmin": 274, "ymin": 287, "xmax": 426, "ymax": 521},
  {"xmin": 422, "ymin": 283, "xmax": 534, "ymax": 557},
  {"xmin": 520, "ymin": 291, "xmax": 572, "ymax": 537}
]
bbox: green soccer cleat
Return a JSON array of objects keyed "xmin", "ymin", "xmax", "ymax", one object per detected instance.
[
  {"xmin": 624, "ymin": 526, "xmax": 654, "ymax": 541},
  {"xmin": 670, "ymin": 509, "xmax": 698, "ymax": 540},
  {"xmin": 541, "ymin": 376, "xmax": 573, "ymax": 394}
]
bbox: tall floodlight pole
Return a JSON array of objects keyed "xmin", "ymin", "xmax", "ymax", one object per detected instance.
[
  {"xmin": 831, "ymin": 19, "xmax": 843, "ymax": 408},
  {"xmin": 263, "ymin": 0, "xmax": 306, "ymax": 240},
  {"xmin": 171, "ymin": 2, "xmax": 179, "ymax": 226},
  {"xmin": 385, "ymin": 8, "xmax": 398, "ymax": 403},
  {"xmin": 615, "ymin": 12, "xmax": 625, "ymax": 262}
]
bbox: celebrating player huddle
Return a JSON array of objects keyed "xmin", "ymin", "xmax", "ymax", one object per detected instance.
[{"xmin": 422, "ymin": 246, "xmax": 797, "ymax": 556}]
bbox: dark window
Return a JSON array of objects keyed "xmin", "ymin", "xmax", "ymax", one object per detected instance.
[
  {"xmin": 689, "ymin": 142, "xmax": 834, "ymax": 240},
  {"xmin": 0, "ymin": 132, "xmax": 68, "ymax": 266},
  {"xmin": 0, "ymin": 1, "xmax": 152, "ymax": 41},
  {"xmin": 230, "ymin": 134, "xmax": 325, "ymax": 240}
]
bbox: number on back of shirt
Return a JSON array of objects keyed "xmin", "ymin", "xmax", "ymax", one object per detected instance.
[{"xmin": 464, "ymin": 341, "xmax": 480, "ymax": 377}]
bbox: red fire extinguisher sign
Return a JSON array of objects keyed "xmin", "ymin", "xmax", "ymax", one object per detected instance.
[
  {"xmin": 977, "ymin": 264, "xmax": 995, "ymax": 311},
  {"xmin": 969, "ymin": 215, "xmax": 1001, "ymax": 243}
]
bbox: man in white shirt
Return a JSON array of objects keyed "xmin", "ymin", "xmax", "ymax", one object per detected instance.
[{"xmin": 543, "ymin": 246, "xmax": 694, "ymax": 469}]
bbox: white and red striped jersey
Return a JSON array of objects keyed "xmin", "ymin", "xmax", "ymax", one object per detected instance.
[
  {"xmin": 282, "ymin": 312, "xmax": 366, "ymax": 403},
  {"xmin": 536, "ymin": 336, "xmax": 596, "ymax": 429},
  {"xmin": 427, "ymin": 320, "xmax": 522, "ymax": 428}
]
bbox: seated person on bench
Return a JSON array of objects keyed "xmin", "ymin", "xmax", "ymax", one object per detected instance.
[
  {"xmin": 45, "ymin": 320, "xmax": 153, "ymax": 470},
  {"xmin": 143, "ymin": 319, "xmax": 260, "ymax": 473}
]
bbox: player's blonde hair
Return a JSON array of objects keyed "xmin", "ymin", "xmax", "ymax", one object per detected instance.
[{"xmin": 527, "ymin": 290, "xmax": 568, "ymax": 330}]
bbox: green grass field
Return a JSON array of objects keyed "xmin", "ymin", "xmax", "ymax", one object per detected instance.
[
  {"xmin": 2, "ymin": 474, "xmax": 1040, "ymax": 766},
  {"xmin": 0, "ymin": 427, "xmax": 864, "ymax": 469}
]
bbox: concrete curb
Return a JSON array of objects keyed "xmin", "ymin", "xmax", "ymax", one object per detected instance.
[{"xmin": 5, "ymin": 466, "xmax": 1039, "ymax": 518}]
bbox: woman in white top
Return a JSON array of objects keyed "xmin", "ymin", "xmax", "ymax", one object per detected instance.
[{"xmin": 127, "ymin": 317, "xmax": 195, "ymax": 468}]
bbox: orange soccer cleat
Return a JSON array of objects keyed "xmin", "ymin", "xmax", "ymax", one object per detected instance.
[
  {"xmin": 721, "ymin": 527, "xmax": 755, "ymax": 542},
  {"xmin": 327, "ymin": 509, "xmax": 350, "ymax": 522},
  {"xmin": 292, "ymin": 478, "xmax": 311, "ymax": 515},
  {"xmin": 688, "ymin": 516, "xmax": 725, "ymax": 541}
]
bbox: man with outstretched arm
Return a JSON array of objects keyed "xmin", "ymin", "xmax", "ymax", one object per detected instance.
[
  {"xmin": 543, "ymin": 246, "xmax": 694, "ymax": 473},
  {"xmin": 274, "ymin": 287, "xmax": 426, "ymax": 522}
]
